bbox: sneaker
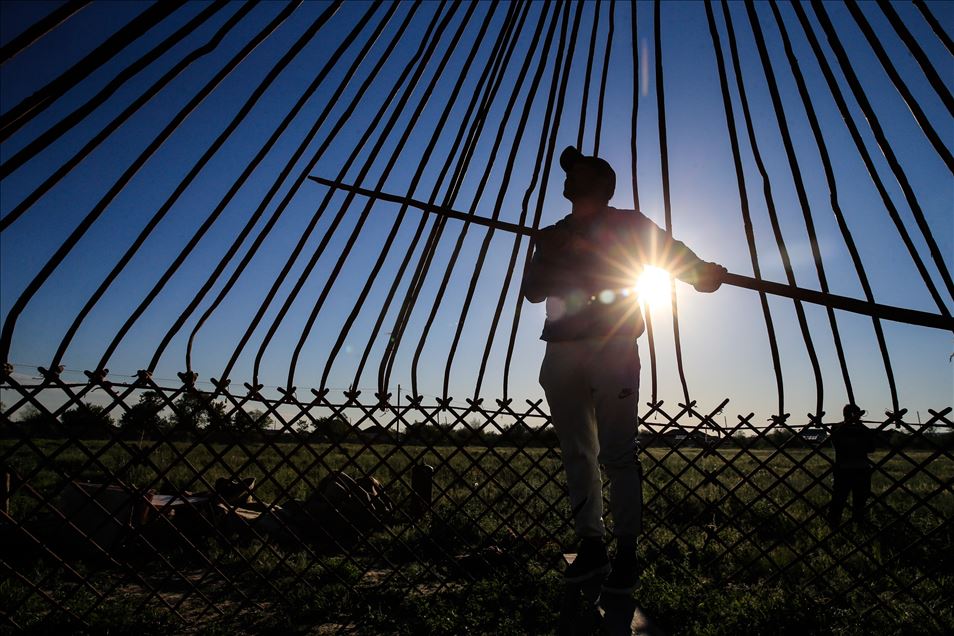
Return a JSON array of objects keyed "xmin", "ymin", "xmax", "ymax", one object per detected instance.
[
  {"xmin": 565, "ymin": 538, "xmax": 610, "ymax": 583},
  {"xmin": 602, "ymin": 551, "xmax": 640, "ymax": 594}
]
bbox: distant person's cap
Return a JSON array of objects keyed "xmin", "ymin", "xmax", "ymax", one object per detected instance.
[
  {"xmin": 559, "ymin": 146, "xmax": 616, "ymax": 198},
  {"xmin": 843, "ymin": 404, "xmax": 866, "ymax": 420}
]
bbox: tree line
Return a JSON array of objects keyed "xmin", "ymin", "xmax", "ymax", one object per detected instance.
[
  {"xmin": 2, "ymin": 396, "xmax": 951, "ymax": 450},
  {"xmin": 2, "ymin": 392, "xmax": 274, "ymax": 441}
]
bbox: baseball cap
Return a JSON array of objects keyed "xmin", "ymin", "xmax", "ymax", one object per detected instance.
[
  {"xmin": 843, "ymin": 404, "xmax": 866, "ymax": 420},
  {"xmin": 559, "ymin": 146, "xmax": 616, "ymax": 198}
]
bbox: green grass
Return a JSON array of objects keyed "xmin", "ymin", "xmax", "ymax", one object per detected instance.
[{"xmin": 1, "ymin": 438, "xmax": 951, "ymax": 634}]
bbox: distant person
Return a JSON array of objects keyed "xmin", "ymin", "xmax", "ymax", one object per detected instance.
[
  {"xmin": 522, "ymin": 146, "xmax": 726, "ymax": 594},
  {"xmin": 828, "ymin": 403, "xmax": 877, "ymax": 527}
]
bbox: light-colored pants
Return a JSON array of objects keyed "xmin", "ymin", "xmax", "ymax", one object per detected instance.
[{"xmin": 540, "ymin": 337, "xmax": 642, "ymax": 539}]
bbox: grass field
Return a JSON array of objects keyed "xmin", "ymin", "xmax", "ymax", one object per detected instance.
[{"xmin": 1, "ymin": 437, "xmax": 952, "ymax": 635}]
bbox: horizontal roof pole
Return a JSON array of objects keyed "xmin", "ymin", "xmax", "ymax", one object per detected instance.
[{"xmin": 308, "ymin": 175, "xmax": 954, "ymax": 333}]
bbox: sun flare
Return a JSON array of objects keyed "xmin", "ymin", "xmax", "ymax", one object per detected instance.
[{"xmin": 634, "ymin": 265, "xmax": 672, "ymax": 307}]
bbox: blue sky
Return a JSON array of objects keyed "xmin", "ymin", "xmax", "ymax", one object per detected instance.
[{"xmin": 1, "ymin": 1, "xmax": 951, "ymax": 425}]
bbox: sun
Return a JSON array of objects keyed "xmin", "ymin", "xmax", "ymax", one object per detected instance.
[{"xmin": 634, "ymin": 265, "xmax": 672, "ymax": 308}]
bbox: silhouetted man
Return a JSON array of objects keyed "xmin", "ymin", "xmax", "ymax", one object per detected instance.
[
  {"xmin": 522, "ymin": 147, "xmax": 726, "ymax": 594},
  {"xmin": 828, "ymin": 403, "xmax": 876, "ymax": 527}
]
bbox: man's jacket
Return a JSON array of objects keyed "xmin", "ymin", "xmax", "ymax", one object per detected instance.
[{"xmin": 522, "ymin": 207, "xmax": 708, "ymax": 341}]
